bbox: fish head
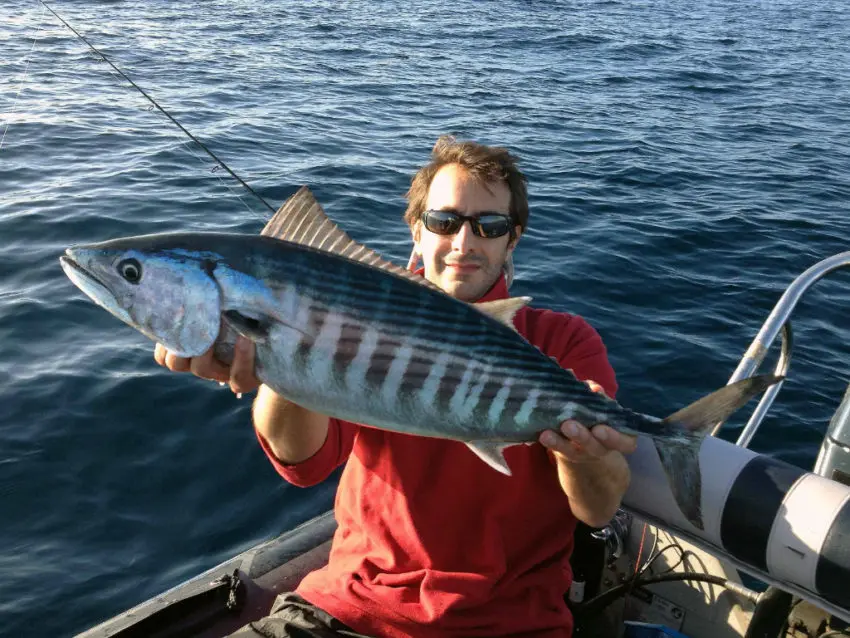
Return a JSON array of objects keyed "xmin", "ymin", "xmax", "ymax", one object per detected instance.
[{"xmin": 60, "ymin": 235, "xmax": 222, "ymax": 357}]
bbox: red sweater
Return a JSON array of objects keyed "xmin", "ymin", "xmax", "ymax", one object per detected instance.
[{"xmin": 257, "ymin": 276, "xmax": 617, "ymax": 637}]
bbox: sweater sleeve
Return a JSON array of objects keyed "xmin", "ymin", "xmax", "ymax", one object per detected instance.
[
  {"xmin": 530, "ymin": 309, "xmax": 618, "ymax": 400},
  {"xmin": 562, "ymin": 316, "xmax": 618, "ymax": 400},
  {"xmin": 255, "ymin": 417, "xmax": 358, "ymax": 487}
]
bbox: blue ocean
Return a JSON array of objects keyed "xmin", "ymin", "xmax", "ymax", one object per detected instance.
[{"xmin": 2, "ymin": 1, "xmax": 849, "ymax": 635}]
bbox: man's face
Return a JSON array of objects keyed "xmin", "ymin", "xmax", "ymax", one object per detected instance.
[{"xmin": 413, "ymin": 164, "xmax": 521, "ymax": 302}]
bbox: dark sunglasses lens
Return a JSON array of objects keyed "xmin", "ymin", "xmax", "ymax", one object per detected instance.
[
  {"xmin": 477, "ymin": 215, "xmax": 512, "ymax": 238},
  {"xmin": 423, "ymin": 211, "xmax": 463, "ymax": 235}
]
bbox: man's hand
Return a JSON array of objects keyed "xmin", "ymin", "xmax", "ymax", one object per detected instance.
[
  {"xmin": 538, "ymin": 380, "xmax": 637, "ymax": 460},
  {"xmin": 538, "ymin": 380, "xmax": 637, "ymax": 527},
  {"xmin": 153, "ymin": 336, "xmax": 260, "ymax": 395}
]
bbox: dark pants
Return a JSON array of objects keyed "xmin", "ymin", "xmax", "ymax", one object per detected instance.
[{"xmin": 229, "ymin": 592, "xmax": 374, "ymax": 638}]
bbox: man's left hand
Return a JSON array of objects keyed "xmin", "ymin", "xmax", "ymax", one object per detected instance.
[
  {"xmin": 538, "ymin": 380, "xmax": 637, "ymax": 461},
  {"xmin": 537, "ymin": 380, "xmax": 637, "ymax": 527}
]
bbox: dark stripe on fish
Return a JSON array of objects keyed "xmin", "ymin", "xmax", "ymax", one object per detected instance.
[
  {"xmin": 295, "ymin": 304, "xmax": 328, "ymax": 364},
  {"xmin": 505, "ymin": 382, "xmax": 532, "ymax": 410},
  {"xmin": 333, "ymin": 321, "xmax": 364, "ymax": 375},
  {"xmin": 436, "ymin": 358, "xmax": 469, "ymax": 408},
  {"xmin": 399, "ymin": 354, "xmax": 434, "ymax": 395},
  {"xmin": 365, "ymin": 336, "xmax": 402, "ymax": 385},
  {"xmin": 479, "ymin": 376, "xmax": 509, "ymax": 402},
  {"xmin": 468, "ymin": 376, "xmax": 514, "ymax": 426}
]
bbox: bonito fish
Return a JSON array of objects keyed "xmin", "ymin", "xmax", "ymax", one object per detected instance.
[{"xmin": 60, "ymin": 187, "xmax": 780, "ymax": 529}]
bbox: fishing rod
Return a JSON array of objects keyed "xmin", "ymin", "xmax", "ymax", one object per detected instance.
[{"xmin": 40, "ymin": 1, "xmax": 277, "ymax": 215}]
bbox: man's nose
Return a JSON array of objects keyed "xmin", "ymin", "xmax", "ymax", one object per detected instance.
[{"xmin": 452, "ymin": 220, "xmax": 476, "ymax": 252}]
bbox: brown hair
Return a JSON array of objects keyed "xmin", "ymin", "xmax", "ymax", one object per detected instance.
[{"xmin": 403, "ymin": 135, "xmax": 529, "ymax": 232}]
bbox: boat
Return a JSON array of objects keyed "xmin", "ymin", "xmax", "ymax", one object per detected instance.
[{"xmin": 77, "ymin": 251, "xmax": 850, "ymax": 638}]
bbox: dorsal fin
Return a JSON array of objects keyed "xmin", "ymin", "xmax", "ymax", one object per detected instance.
[
  {"xmin": 476, "ymin": 297, "xmax": 531, "ymax": 330},
  {"xmin": 262, "ymin": 186, "xmax": 441, "ymax": 291}
]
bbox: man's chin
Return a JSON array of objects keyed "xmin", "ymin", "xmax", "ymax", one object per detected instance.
[{"xmin": 438, "ymin": 276, "xmax": 489, "ymax": 302}]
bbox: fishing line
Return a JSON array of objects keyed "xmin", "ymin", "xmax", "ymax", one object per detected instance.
[
  {"xmin": 174, "ymin": 131, "xmax": 265, "ymax": 220},
  {"xmin": 40, "ymin": 1, "xmax": 278, "ymax": 216},
  {"xmin": 98, "ymin": 0, "xmax": 255, "ymax": 213},
  {"xmin": 77, "ymin": 66, "xmax": 263, "ymax": 223},
  {"xmin": 0, "ymin": 2, "xmax": 47, "ymax": 153}
]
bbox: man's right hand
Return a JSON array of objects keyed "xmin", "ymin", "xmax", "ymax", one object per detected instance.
[{"xmin": 153, "ymin": 336, "xmax": 260, "ymax": 395}]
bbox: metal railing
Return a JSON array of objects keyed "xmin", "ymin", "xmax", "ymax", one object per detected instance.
[{"xmin": 711, "ymin": 251, "xmax": 850, "ymax": 447}]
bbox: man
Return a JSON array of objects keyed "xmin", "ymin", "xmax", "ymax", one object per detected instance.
[{"xmin": 155, "ymin": 136, "xmax": 636, "ymax": 637}]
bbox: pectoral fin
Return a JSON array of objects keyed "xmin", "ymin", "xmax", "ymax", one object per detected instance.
[
  {"xmin": 221, "ymin": 310, "xmax": 273, "ymax": 343},
  {"xmin": 466, "ymin": 441, "xmax": 515, "ymax": 476}
]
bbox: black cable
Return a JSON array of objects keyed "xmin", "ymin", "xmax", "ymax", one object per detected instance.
[
  {"xmin": 40, "ymin": 1, "xmax": 277, "ymax": 215},
  {"xmin": 639, "ymin": 543, "xmax": 688, "ymax": 576}
]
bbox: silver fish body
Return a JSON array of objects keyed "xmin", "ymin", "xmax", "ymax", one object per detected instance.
[
  {"xmin": 60, "ymin": 190, "xmax": 780, "ymax": 529},
  {"xmin": 63, "ymin": 233, "xmax": 635, "ymax": 438}
]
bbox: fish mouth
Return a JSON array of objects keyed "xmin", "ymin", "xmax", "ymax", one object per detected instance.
[
  {"xmin": 60, "ymin": 250, "xmax": 132, "ymax": 325},
  {"xmin": 60, "ymin": 252, "xmax": 110, "ymax": 293}
]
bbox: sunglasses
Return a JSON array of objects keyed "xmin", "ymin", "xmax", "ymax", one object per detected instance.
[{"xmin": 421, "ymin": 209, "xmax": 515, "ymax": 239}]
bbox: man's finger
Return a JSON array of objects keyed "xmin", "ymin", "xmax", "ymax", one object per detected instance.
[
  {"xmin": 540, "ymin": 421, "xmax": 607, "ymax": 461},
  {"xmin": 164, "ymin": 350, "xmax": 192, "ymax": 372},
  {"xmin": 540, "ymin": 431, "xmax": 584, "ymax": 462},
  {"xmin": 230, "ymin": 336, "xmax": 259, "ymax": 394},
  {"xmin": 560, "ymin": 420, "xmax": 607, "ymax": 458},
  {"xmin": 586, "ymin": 380, "xmax": 609, "ymax": 398},
  {"xmin": 190, "ymin": 349, "xmax": 231, "ymax": 382},
  {"xmin": 592, "ymin": 425, "xmax": 638, "ymax": 454},
  {"xmin": 154, "ymin": 343, "xmax": 168, "ymax": 367}
]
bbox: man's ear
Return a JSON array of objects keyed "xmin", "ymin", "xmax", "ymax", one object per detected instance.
[
  {"xmin": 407, "ymin": 222, "xmax": 422, "ymax": 272},
  {"xmin": 508, "ymin": 225, "xmax": 522, "ymax": 252}
]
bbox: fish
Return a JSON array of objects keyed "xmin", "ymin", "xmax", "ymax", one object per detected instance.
[{"xmin": 59, "ymin": 186, "xmax": 781, "ymax": 529}]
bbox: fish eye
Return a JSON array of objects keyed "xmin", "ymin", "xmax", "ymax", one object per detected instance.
[{"xmin": 117, "ymin": 258, "xmax": 142, "ymax": 284}]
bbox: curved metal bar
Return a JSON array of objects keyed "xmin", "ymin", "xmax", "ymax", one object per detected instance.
[
  {"xmin": 733, "ymin": 322, "xmax": 792, "ymax": 447},
  {"xmin": 711, "ymin": 251, "xmax": 850, "ymax": 444},
  {"xmin": 711, "ymin": 321, "xmax": 793, "ymax": 439}
]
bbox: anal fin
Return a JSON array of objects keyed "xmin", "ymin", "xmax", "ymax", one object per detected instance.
[{"xmin": 466, "ymin": 441, "xmax": 515, "ymax": 476}]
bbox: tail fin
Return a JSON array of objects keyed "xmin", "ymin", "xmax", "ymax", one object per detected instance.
[{"xmin": 654, "ymin": 373, "xmax": 784, "ymax": 530}]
